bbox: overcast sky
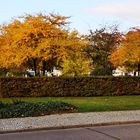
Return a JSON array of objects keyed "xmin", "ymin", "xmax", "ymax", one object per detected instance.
[{"xmin": 0, "ymin": 0, "xmax": 140, "ymax": 34}]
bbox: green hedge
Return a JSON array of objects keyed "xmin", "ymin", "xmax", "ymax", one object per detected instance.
[{"xmin": 0, "ymin": 77, "xmax": 140, "ymax": 97}]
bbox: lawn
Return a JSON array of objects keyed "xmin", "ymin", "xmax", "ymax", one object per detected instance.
[{"xmin": 0, "ymin": 96, "xmax": 140, "ymax": 112}]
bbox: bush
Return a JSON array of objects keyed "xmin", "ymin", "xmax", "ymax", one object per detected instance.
[
  {"xmin": 90, "ymin": 67, "xmax": 112, "ymax": 76},
  {"xmin": 0, "ymin": 100, "xmax": 78, "ymax": 119}
]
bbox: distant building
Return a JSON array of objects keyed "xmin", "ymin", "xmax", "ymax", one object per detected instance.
[
  {"xmin": 47, "ymin": 67, "xmax": 62, "ymax": 77},
  {"xmin": 112, "ymin": 67, "xmax": 139, "ymax": 76},
  {"xmin": 26, "ymin": 67, "xmax": 62, "ymax": 77}
]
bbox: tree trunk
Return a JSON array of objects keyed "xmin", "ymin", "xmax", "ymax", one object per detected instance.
[
  {"xmin": 42, "ymin": 61, "xmax": 46, "ymax": 76},
  {"xmin": 138, "ymin": 63, "xmax": 140, "ymax": 76},
  {"xmin": 134, "ymin": 71, "xmax": 136, "ymax": 76},
  {"xmin": 33, "ymin": 58, "xmax": 37, "ymax": 76}
]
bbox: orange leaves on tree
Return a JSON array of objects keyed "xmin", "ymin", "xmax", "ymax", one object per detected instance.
[
  {"xmin": 109, "ymin": 28, "xmax": 140, "ymax": 74},
  {"xmin": 0, "ymin": 13, "xmax": 87, "ymax": 76}
]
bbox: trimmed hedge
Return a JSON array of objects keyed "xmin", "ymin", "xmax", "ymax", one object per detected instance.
[{"xmin": 0, "ymin": 77, "xmax": 140, "ymax": 97}]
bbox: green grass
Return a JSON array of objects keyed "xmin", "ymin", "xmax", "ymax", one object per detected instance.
[{"xmin": 0, "ymin": 96, "xmax": 140, "ymax": 112}]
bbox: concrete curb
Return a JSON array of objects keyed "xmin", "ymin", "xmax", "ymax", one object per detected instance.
[
  {"xmin": 0, "ymin": 110, "xmax": 140, "ymax": 134},
  {"xmin": 0, "ymin": 121, "xmax": 140, "ymax": 134}
]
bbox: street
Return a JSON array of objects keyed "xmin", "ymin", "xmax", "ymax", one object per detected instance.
[{"xmin": 0, "ymin": 123, "xmax": 140, "ymax": 140}]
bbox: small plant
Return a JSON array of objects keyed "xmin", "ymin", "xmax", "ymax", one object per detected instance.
[
  {"xmin": 11, "ymin": 99, "xmax": 23, "ymax": 104},
  {"xmin": 0, "ymin": 101, "xmax": 6, "ymax": 109},
  {"xmin": 0, "ymin": 101, "xmax": 78, "ymax": 119}
]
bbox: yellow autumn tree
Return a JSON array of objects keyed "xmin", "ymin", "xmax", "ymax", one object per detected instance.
[
  {"xmin": 0, "ymin": 13, "xmax": 69, "ymax": 75},
  {"xmin": 110, "ymin": 28, "xmax": 140, "ymax": 75},
  {"xmin": 0, "ymin": 13, "xmax": 89, "ymax": 76},
  {"xmin": 61, "ymin": 31, "xmax": 91, "ymax": 76}
]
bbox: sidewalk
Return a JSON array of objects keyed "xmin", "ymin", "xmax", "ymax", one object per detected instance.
[{"xmin": 0, "ymin": 110, "xmax": 140, "ymax": 133}]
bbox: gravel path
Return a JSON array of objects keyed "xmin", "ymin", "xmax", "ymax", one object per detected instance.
[{"xmin": 0, "ymin": 110, "xmax": 140, "ymax": 133}]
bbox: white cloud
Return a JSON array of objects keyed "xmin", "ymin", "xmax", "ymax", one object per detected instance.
[{"xmin": 88, "ymin": 0, "xmax": 140, "ymax": 23}]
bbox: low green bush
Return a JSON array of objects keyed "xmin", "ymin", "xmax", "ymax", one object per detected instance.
[
  {"xmin": 90, "ymin": 67, "xmax": 112, "ymax": 76},
  {"xmin": 0, "ymin": 100, "xmax": 78, "ymax": 119}
]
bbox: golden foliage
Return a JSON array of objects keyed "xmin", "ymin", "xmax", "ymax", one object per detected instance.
[
  {"xmin": 0, "ymin": 13, "xmax": 88, "ymax": 76},
  {"xmin": 109, "ymin": 29, "xmax": 140, "ymax": 70}
]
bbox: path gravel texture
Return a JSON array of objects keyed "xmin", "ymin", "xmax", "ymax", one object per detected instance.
[{"xmin": 0, "ymin": 110, "xmax": 140, "ymax": 133}]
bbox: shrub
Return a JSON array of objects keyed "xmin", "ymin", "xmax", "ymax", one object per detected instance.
[
  {"xmin": 0, "ymin": 77, "xmax": 139, "ymax": 97},
  {"xmin": 0, "ymin": 100, "xmax": 78, "ymax": 119},
  {"xmin": 90, "ymin": 67, "xmax": 112, "ymax": 76}
]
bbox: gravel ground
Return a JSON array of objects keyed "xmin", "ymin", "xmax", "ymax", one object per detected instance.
[{"xmin": 0, "ymin": 110, "xmax": 140, "ymax": 133}]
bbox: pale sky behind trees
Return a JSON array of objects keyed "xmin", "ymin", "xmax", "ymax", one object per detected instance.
[{"xmin": 0, "ymin": 0, "xmax": 140, "ymax": 34}]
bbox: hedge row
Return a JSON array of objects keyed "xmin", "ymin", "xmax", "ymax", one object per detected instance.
[{"xmin": 0, "ymin": 77, "xmax": 140, "ymax": 97}]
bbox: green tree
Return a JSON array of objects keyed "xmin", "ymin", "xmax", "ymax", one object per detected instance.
[
  {"xmin": 62, "ymin": 31, "xmax": 90, "ymax": 76},
  {"xmin": 84, "ymin": 26, "xmax": 121, "ymax": 75},
  {"xmin": 62, "ymin": 51, "xmax": 91, "ymax": 77}
]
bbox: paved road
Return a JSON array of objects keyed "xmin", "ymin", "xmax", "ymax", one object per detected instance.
[{"xmin": 0, "ymin": 123, "xmax": 140, "ymax": 140}]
